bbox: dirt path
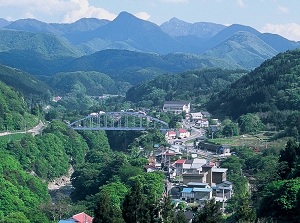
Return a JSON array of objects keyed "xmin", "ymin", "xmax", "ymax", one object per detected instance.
[{"xmin": 0, "ymin": 120, "xmax": 45, "ymax": 136}]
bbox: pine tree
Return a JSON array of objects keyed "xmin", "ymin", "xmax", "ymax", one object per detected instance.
[
  {"xmin": 122, "ymin": 181, "xmax": 150, "ymax": 223},
  {"xmin": 193, "ymin": 199, "xmax": 223, "ymax": 223},
  {"xmin": 93, "ymin": 191, "xmax": 124, "ymax": 223},
  {"xmin": 161, "ymin": 195, "xmax": 174, "ymax": 223},
  {"xmin": 234, "ymin": 196, "xmax": 256, "ymax": 223},
  {"xmin": 173, "ymin": 210, "xmax": 188, "ymax": 223}
]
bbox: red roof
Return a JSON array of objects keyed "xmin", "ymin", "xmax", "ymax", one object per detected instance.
[
  {"xmin": 178, "ymin": 129, "xmax": 187, "ymax": 133},
  {"xmin": 175, "ymin": 159, "xmax": 186, "ymax": 164},
  {"xmin": 168, "ymin": 131, "xmax": 176, "ymax": 135},
  {"xmin": 72, "ymin": 212, "xmax": 93, "ymax": 223}
]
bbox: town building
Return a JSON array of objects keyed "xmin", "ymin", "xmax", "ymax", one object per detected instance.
[{"xmin": 163, "ymin": 101, "xmax": 190, "ymax": 114}]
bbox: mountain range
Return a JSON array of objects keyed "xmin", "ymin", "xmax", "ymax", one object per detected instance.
[{"xmin": 0, "ymin": 11, "xmax": 300, "ymax": 90}]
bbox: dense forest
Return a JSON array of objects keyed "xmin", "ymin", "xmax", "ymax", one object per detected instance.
[
  {"xmin": 1, "ymin": 42, "xmax": 300, "ymax": 222},
  {"xmin": 126, "ymin": 68, "xmax": 246, "ymax": 107},
  {"xmin": 207, "ymin": 49, "xmax": 300, "ymax": 119}
]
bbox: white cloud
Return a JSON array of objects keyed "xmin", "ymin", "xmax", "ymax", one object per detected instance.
[
  {"xmin": 0, "ymin": 0, "xmax": 71, "ymax": 14},
  {"xmin": 236, "ymin": 0, "xmax": 245, "ymax": 8},
  {"xmin": 63, "ymin": 0, "xmax": 116, "ymax": 23},
  {"xmin": 134, "ymin": 12, "xmax": 151, "ymax": 21},
  {"xmin": 261, "ymin": 23, "xmax": 300, "ymax": 41},
  {"xmin": 0, "ymin": 0, "xmax": 116, "ymax": 23},
  {"xmin": 24, "ymin": 12, "xmax": 36, "ymax": 19},
  {"xmin": 277, "ymin": 5, "xmax": 289, "ymax": 14}
]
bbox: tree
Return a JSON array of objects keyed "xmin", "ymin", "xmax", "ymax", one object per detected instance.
[
  {"xmin": 257, "ymin": 178, "xmax": 300, "ymax": 222},
  {"xmin": 173, "ymin": 210, "xmax": 188, "ymax": 223},
  {"xmin": 193, "ymin": 199, "xmax": 223, "ymax": 223},
  {"xmin": 93, "ymin": 190, "xmax": 124, "ymax": 223},
  {"xmin": 122, "ymin": 181, "xmax": 150, "ymax": 223},
  {"xmin": 161, "ymin": 195, "xmax": 174, "ymax": 223},
  {"xmin": 0, "ymin": 212, "xmax": 30, "ymax": 223},
  {"xmin": 238, "ymin": 113, "xmax": 264, "ymax": 134},
  {"xmin": 234, "ymin": 195, "xmax": 256, "ymax": 223},
  {"xmin": 278, "ymin": 138, "xmax": 298, "ymax": 179},
  {"xmin": 222, "ymin": 119, "xmax": 239, "ymax": 137}
]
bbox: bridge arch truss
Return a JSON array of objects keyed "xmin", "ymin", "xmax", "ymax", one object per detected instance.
[{"xmin": 68, "ymin": 112, "xmax": 169, "ymax": 131}]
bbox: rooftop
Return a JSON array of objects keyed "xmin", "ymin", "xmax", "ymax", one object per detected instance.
[
  {"xmin": 182, "ymin": 188, "xmax": 193, "ymax": 193},
  {"xmin": 212, "ymin": 168, "xmax": 228, "ymax": 173},
  {"xmin": 193, "ymin": 188, "xmax": 212, "ymax": 192},
  {"xmin": 175, "ymin": 159, "xmax": 186, "ymax": 164}
]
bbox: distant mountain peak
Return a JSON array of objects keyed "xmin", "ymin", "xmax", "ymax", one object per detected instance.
[{"xmin": 115, "ymin": 11, "xmax": 140, "ymax": 21}]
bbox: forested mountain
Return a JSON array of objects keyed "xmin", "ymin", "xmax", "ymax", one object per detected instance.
[
  {"xmin": 0, "ymin": 30, "xmax": 82, "ymax": 59},
  {"xmin": 1, "ymin": 12, "xmax": 299, "ymax": 73},
  {"xmin": 207, "ymin": 49, "xmax": 300, "ymax": 119},
  {"xmin": 203, "ymin": 31, "xmax": 278, "ymax": 69},
  {"xmin": 0, "ymin": 64, "xmax": 51, "ymax": 99},
  {"xmin": 5, "ymin": 18, "xmax": 109, "ymax": 36},
  {"xmin": 62, "ymin": 50, "xmax": 245, "ymax": 85},
  {"xmin": 47, "ymin": 71, "xmax": 123, "ymax": 95},
  {"xmin": 66, "ymin": 11, "xmax": 183, "ymax": 54},
  {"xmin": 0, "ymin": 18, "xmax": 10, "ymax": 27},
  {"xmin": 126, "ymin": 68, "xmax": 247, "ymax": 107},
  {"xmin": 0, "ymin": 80, "xmax": 36, "ymax": 131},
  {"xmin": 160, "ymin": 17, "xmax": 225, "ymax": 38}
]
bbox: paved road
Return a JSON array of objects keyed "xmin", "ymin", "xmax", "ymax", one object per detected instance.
[{"xmin": 0, "ymin": 121, "xmax": 45, "ymax": 137}]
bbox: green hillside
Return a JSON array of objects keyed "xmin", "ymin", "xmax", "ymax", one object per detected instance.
[
  {"xmin": 48, "ymin": 71, "xmax": 127, "ymax": 95},
  {"xmin": 203, "ymin": 31, "xmax": 278, "ymax": 69},
  {"xmin": 0, "ymin": 30, "xmax": 82, "ymax": 59},
  {"xmin": 126, "ymin": 68, "xmax": 246, "ymax": 107},
  {"xmin": 207, "ymin": 49, "xmax": 300, "ymax": 119},
  {"xmin": 0, "ymin": 80, "xmax": 38, "ymax": 131},
  {"xmin": 0, "ymin": 64, "xmax": 52, "ymax": 99}
]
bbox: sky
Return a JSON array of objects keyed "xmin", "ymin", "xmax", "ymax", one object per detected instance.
[{"xmin": 0, "ymin": 0, "xmax": 300, "ymax": 41}]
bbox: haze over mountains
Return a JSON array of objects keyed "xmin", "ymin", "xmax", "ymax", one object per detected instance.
[{"xmin": 0, "ymin": 11, "xmax": 299, "ymax": 89}]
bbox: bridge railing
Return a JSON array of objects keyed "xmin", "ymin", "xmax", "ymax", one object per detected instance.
[{"xmin": 69, "ymin": 111, "xmax": 169, "ymax": 131}]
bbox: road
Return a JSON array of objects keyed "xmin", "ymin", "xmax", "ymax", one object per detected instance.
[{"xmin": 0, "ymin": 121, "xmax": 45, "ymax": 137}]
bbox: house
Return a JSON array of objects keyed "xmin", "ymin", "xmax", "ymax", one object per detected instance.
[
  {"xmin": 59, "ymin": 212, "xmax": 93, "ymax": 223},
  {"xmin": 174, "ymin": 159, "xmax": 186, "ymax": 176},
  {"xmin": 163, "ymin": 101, "xmax": 190, "ymax": 114},
  {"xmin": 166, "ymin": 130, "xmax": 177, "ymax": 139},
  {"xmin": 195, "ymin": 119, "xmax": 209, "ymax": 128},
  {"xmin": 181, "ymin": 188, "xmax": 194, "ymax": 202},
  {"xmin": 181, "ymin": 187, "xmax": 212, "ymax": 203},
  {"xmin": 182, "ymin": 160, "xmax": 226, "ymax": 187},
  {"xmin": 145, "ymin": 165, "xmax": 158, "ymax": 172},
  {"xmin": 187, "ymin": 182, "xmax": 210, "ymax": 188},
  {"xmin": 213, "ymin": 181, "xmax": 233, "ymax": 201},
  {"xmin": 193, "ymin": 188, "xmax": 213, "ymax": 202},
  {"xmin": 212, "ymin": 167, "xmax": 228, "ymax": 184},
  {"xmin": 190, "ymin": 112, "xmax": 203, "ymax": 121},
  {"xmin": 218, "ymin": 145, "xmax": 231, "ymax": 156},
  {"xmin": 177, "ymin": 128, "xmax": 190, "ymax": 138}
]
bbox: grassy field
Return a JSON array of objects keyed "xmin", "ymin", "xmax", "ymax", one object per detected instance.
[{"xmin": 207, "ymin": 131, "xmax": 289, "ymax": 151}]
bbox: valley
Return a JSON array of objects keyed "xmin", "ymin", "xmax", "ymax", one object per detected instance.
[{"xmin": 0, "ymin": 10, "xmax": 300, "ymax": 223}]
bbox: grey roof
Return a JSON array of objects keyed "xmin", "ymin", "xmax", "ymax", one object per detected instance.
[
  {"xmin": 185, "ymin": 160, "xmax": 193, "ymax": 164},
  {"xmin": 193, "ymin": 188, "xmax": 212, "ymax": 192},
  {"xmin": 187, "ymin": 182, "xmax": 209, "ymax": 187},
  {"xmin": 212, "ymin": 168, "xmax": 228, "ymax": 173},
  {"xmin": 164, "ymin": 101, "xmax": 190, "ymax": 106}
]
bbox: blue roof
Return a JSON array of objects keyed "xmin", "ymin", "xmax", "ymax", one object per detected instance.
[
  {"xmin": 193, "ymin": 188, "xmax": 212, "ymax": 192},
  {"xmin": 182, "ymin": 188, "xmax": 193, "ymax": 193},
  {"xmin": 58, "ymin": 220, "xmax": 76, "ymax": 223},
  {"xmin": 187, "ymin": 182, "xmax": 208, "ymax": 186}
]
